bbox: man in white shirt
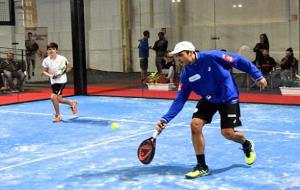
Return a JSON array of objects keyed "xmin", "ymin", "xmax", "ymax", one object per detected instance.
[{"xmin": 42, "ymin": 42, "xmax": 78, "ymax": 122}]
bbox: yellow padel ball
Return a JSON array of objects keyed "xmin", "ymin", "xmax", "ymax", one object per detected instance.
[{"xmin": 111, "ymin": 122, "xmax": 120, "ymax": 130}]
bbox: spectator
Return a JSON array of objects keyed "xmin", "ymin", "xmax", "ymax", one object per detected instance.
[
  {"xmin": 280, "ymin": 47, "xmax": 298, "ymax": 80},
  {"xmin": 138, "ymin": 30, "xmax": 150, "ymax": 84},
  {"xmin": 253, "ymin": 33, "xmax": 269, "ymax": 66},
  {"xmin": 152, "ymin": 32, "xmax": 168, "ymax": 73},
  {"xmin": 0, "ymin": 52, "xmax": 26, "ymax": 92},
  {"xmin": 25, "ymin": 32, "xmax": 39, "ymax": 80},
  {"xmin": 161, "ymin": 52, "xmax": 176, "ymax": 83},
  {"xmin": 258, "ymin": 49, "xmax": 277, "ymax": 76}
]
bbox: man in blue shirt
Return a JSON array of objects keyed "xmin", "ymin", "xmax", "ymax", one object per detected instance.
[
  {"xmin": 155, "ymin": 41, "xmax": 267, "ymax": 179},
  {"xmin": 138, "ymin": 30, "xmax": 150, "ymax": 84}
]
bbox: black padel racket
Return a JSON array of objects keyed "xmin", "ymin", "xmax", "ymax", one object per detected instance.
[{"xmin": 137, "ymin": 130, "xmax": 159, "ymax": 164}]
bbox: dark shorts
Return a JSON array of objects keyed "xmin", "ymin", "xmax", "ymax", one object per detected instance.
[
  {"xmin": 51, "ymin": 83, "xmax": 66, "ymax": 95},
  {"xmin": 140, "ymin": 58, "xmax": 148, "ymax": 70},
  {"xmin": 192, "ymin": 99, "xmax": 242, "ymax": 128}
]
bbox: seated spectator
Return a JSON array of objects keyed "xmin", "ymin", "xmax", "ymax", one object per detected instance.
[
  {"xmin": 258, "ymin": 49, "xmax": 277, "ymax": 76},
  {"xmin": 0, "ymin": 52, "xmax": 26, "ymax": 92},
  {"xmin": 280, "ymin": 47, "xmax": 298, "ymax": 80},
  {"xmin": 161, "ymin": 52, "xmax": 176, "ymax": 83}
]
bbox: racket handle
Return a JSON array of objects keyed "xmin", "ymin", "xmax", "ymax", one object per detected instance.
[{"xmin": 152, "ymin": 130, "xmax": 159, "ymax": 139}]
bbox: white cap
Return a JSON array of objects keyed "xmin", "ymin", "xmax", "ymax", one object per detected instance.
[{"xmin": 169, "ymin": 41, "xmax": 195, "ymax": 55}]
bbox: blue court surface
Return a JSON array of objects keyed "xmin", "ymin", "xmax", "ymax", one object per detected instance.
[{"xmin": 0, "ymin": 96, "xmax": 300, "ymax": 190}]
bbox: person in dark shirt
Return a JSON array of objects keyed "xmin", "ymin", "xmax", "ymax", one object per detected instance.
[
  {"xmin": 259, "ymin": 49, "xmax": 277, "ymax": 76},
  {"xmin": 1, "ymin": 52, "xmax": 25, "ymax": 92},
  {"xmin": 152, "ymin": 32, "xmax": 168, "ymax": 73},
  {"xmin": 280, "ymin": 47, "xmax": 298, "ymax": 80},
  {"xmin": 253, "ymin": 33, "xmax": 269, "ymax": 66}
]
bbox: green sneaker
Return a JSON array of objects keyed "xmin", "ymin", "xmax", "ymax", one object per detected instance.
[
  {"xmin": 242, "ymin": 140, "xmax": 256, "ymax": 165},
  {"xmin": 185, "ymin": 165, "xmax": 210, "ymax": 179}
]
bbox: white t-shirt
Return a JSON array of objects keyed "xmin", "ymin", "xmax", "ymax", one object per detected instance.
[{"xmin": 42, "ymin": 54, "xmax": 69, "ymax": 84}]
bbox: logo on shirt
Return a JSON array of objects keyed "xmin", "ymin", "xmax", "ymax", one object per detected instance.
[
  {"xmin": 189, "ymin": 74, "xmax": 201, "ymax": 82},
  {"xmin": 222, "ymin": 54, "xmax": 234, "ymax": 63},
  {"xmin": 208, "ymin": 67, "xmax": 211, "ymax": 71}
]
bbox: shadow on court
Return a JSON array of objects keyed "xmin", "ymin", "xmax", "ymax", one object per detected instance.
[
  {"xmin": 68, "ymin": 164, "xmax": 249, "ymax": 181},
  {"xmin": 62, "ymin": 116, "xmax": 111, "ymax": 126}
]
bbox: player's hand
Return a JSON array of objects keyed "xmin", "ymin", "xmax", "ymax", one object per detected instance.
[
  {"xmin": 257, "ymin": 78, "xmax": 267, "ymax": 91},
  {"xmin": 51, "ymin": 74, "xmax": 57, "ymax": 79},
  {"xmin": 156, "ymin": 120, "xmax": 167, "ymax": 135}
]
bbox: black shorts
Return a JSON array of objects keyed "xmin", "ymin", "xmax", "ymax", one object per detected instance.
[
  {"xmin": 192, "ymin": 99, "xmax": 242, "ymax": 128},
  {"xmin": 140, "ymin": 58, "xmax": 148, "ymax": 70},
  {"xmin": 51, "ymin": 83, "xmax": 66, "ymax": 95}
]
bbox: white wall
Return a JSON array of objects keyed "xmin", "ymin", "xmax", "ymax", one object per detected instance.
[{"xmin": 0, "ymin": 0, "xmax": 299, "ymax": 73}]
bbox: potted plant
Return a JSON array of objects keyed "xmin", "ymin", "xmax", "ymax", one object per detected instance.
[
  {"xmin": 279, "ymin": 74, "xmax": 300, "ymax": 96},
  {"xmin": 146, "ymin": 72, "xmax": 175, "ymax": 91}
]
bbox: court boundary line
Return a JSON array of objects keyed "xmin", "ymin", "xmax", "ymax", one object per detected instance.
[{"xmin": 1, "ymin": 110, "xmax": 300, "ymax": 136}]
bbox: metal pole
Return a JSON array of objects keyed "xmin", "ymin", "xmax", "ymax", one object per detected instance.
[
  {"xmin": 120, "ymin": 0, "xmax": 132, "ymax": 72},
  {"xmin": 70, "ymin": 0, "xmax": 87, "ymax": 95}
]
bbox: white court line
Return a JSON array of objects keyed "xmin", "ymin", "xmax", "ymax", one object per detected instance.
[
  {"xmin": 1, "ymin": 110, "xmax": 300, "ymax": 136},
  {"xmin": 0, "ymin": 123, "xmax": 183, "ymax": 171},
  {"xmin": 179, "ymin": 124, "xmax": 300, "ymax": 137}
]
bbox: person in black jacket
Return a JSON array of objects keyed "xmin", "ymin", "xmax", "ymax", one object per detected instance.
[
  {"xmin": 152, "ymin": 32, "xmax": 168, "ymax": 73},
  {"xmin": 1, "ymin": 52, "xmax": 26, "ymax": 92},
  {"xmin": 280, "ymin": 47, "xmax": 298, "ymax": 80},
  {"xmin": 259, "ymin": 49, "xmax": 277, "ymax": 76},
  {"xmin": 253, "ymin": 33, "xmax": 269, "ymax": 66}
]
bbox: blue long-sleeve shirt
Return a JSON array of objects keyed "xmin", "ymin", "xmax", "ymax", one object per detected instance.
[{"xmin": 161, "ymin": 50, "xmax": 264, "ymax": 123}]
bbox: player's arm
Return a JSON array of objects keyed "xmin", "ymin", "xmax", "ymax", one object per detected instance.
[
  {"xmin": 66, "ymin": 61, "xmax": 73, "ymax": 73},
  {"xmin": 213, "ymin": 51, "xmax": 267, "ymax": 89},
  {"xmin": 41, "ymin": 60, "xmax": 53, "ymax": 78},
  {"xmin": 42, "ymin": 67, "xmax": 53, "ymax": 78},
  {"xmin": 156, "ymin": 79, "xmax": 191, "ymax": 134}
]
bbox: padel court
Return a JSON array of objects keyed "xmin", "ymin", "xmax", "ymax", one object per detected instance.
[{"xmin": 0, "ymin": 96, "xmax": 299, "ymax": 189}]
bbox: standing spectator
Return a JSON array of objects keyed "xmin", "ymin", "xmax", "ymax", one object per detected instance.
[
  {"xmin": 0, "ymin": 52, "xmax": 26, "ymax": 92},
  {"xmin": 25, "ymin": 32, "xmax": 39, "ymax": 80},
  {"xmin": 253, "ymin": 33, "xmax": 269, "ymax": 66},
  {"xmin": 138, "ymin": 30, "xmax": 150, "ymax": 85},
  {"xmin": 152, "ymin": 32, "xmax": 168, "ymax": 73},
  {"xmin": 280, "ymin": 47, "xmax": 298, "ymax": 80},
  {"xmin": 42, "ymin": 42, "xmax": 77, "ymax": 122}
]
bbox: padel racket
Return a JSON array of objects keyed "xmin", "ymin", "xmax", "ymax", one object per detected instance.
[
  {"xmin": 137, "ymin": 130, "xmax": 159, "ymax": 164},
  {"xmin": 53, "ymin": 61, "xmax": 67, "ymax": 79}
]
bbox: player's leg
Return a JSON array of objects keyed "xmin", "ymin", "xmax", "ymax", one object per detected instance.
[
  {"xmin": 50, "ymin": 84, "xmax": 62, "ymax": 122},
  {"xmin": 185, "ymin": 99, "xmax": 217, "ymax": 179},
  {"xmin": 57, "ymin": 96, "xmax": 78, "ymax": 115},
  {"xmin": 55, "ymin": 83, "xmax": 78, "ymax": 115},
  {"xmin": 50, "ymin": 93, "xmax": 61, "ymax": 122},
  {"xmin": 219, "ymin": 102, "xmax": 256, "ymax": 165}
]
